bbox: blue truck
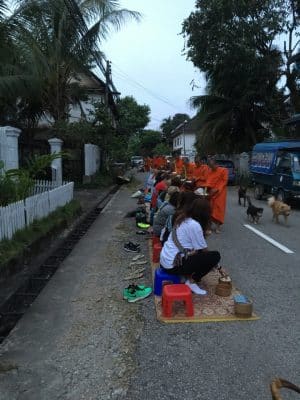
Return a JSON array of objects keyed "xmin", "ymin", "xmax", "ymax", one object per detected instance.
[{"xmin": 250, "ymin": 140, "xmax": 300, "ymax": 201}]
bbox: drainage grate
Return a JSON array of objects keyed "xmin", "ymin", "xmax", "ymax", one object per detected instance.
[{"xmin": 0, "ymin": 186, "xmax": 119, "ymax": 343}]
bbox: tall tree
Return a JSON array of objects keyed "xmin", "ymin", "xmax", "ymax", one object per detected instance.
[
  {"xmin": 0, "ymin": 0, "xmax": 140, "ymax": 126},
  {"xmin": 182, "ymin": 0, "xmax": 288, "ymax": 152},
  {"xmin": 117, "ymin": 96, "xmax": 150, "ymax": 136}
]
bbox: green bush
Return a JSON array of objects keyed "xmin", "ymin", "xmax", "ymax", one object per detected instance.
[{"xmin": 0, "ymin": 200, "xmax": 81, "ymax": 268}]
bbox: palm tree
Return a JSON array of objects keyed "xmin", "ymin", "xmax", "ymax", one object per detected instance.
[
  {"xmin": 0, "ymin": 0, "xmax": 140, "ymax": 126},
  {"xmin": 191, "ymin": 48, "xmax": 285, "ymax": 154}
]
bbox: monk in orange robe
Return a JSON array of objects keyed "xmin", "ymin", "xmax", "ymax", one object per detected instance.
[
  {"xmin": 144, "ymin": 157, "xmax": 152, "ymax": 172},
  {"xmin": 175, "ymin": 156, "xmax": 184, "ymax": 175},
  {"xmin": 206, "ymin": 158, "xmax": 228, "ymax": 233},
  {"xmin": 193, "ymin": 157, "xmax": 210, "ymax": 188},
  {"xmin": 183, "ymin": 161, "xmax": 195, "ymax": 180}
]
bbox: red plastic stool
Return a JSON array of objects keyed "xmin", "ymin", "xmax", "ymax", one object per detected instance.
[
  {"xmin": 162, "ymin": 284, "xmax": 194, "ymax": 317},
  {"xmin": 152, "ymin": 235, "xmax": 161, "ymax": 248},
  {"xmin": 152, "ymin": 242, "xmax": 162, "ymax": 263}
]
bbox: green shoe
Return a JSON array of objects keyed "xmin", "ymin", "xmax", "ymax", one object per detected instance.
[
  {"xmin": 137, "ymin": 222, "xmax": 150, "ymax": 229},
  {"xmin": 123, "ymin": 285, "xmax": 152, "ymax": 303}
]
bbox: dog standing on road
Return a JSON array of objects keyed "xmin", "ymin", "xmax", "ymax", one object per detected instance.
[
  {"xmin": 238, "ymin": 186, "xmax": 247, "ymax": 207},
  {"xmin": 268, "ymin": 196, "xmax": 291, "ymax": 224},
  {"xmin": 246, "ymin": 196, "xmax": 264, "ymax": 224}
]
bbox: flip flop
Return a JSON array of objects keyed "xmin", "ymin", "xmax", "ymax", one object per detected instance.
[
  {"xmin": 123, "ymin": 272, "xmax": 144, "ymax": 281},
  {"xmin": 132, "ymin": 254, "xmax": 145, "ymax": 261},
  {"xmin": 130, "ymin": 260, "xmax": 147, "ymax": 266}
]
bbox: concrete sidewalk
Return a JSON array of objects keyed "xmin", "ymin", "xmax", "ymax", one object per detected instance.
[{"xmin": 0, "ymin": 184, "xmax": 152, "ymax": 400}]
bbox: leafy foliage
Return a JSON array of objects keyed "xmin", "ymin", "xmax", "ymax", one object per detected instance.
[
  {"xmin": 182, "ymin": 0, "xmax": 296, "ymax": 153},
  {"xmin": 0, "ymin": 153, "xmax": 63, "ymax": 205},
  {"xmin": 152, "ymin": 142, "xmax": 171, "ymax": 156},
  {"xmin": 117, "ymin": 96, "xmax": 150, "ymax": 136},
  {"xmin": 0, "ymin": 0, "xmax": 140, "ymax": 126}
]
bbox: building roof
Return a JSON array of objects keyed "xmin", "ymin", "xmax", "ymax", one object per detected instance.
[{"xmin": 171, "ymin": 115, "xmax": 201, "ymax": 138}]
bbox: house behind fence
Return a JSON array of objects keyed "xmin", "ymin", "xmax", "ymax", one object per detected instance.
[{"xmin": 0, "ymin": 182, "xmax": 74, "ymax": 241}]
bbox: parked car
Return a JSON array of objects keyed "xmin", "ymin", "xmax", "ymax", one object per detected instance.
[
  {"xmin": 215, "ymin": 159, "xmax": 236, "ymax": 184},
  {"xmin": 131, "ymin": 156, "xmax": 144, "ymax": 168},
  {"xmin": 250, "ymin": 140, "xmax": 300, "ymax": 201}
]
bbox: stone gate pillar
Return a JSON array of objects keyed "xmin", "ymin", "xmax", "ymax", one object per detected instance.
[
  {"xmin": 0, "ymin": 126, "xmax": 21, "ymax": 170},
  {"xmin": 48, "ymin": 137, "xmax": 63, "ymax": 185}
]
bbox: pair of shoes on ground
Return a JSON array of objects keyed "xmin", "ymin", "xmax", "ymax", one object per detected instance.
[
  {"xmin": 124, "ymin": 255, "xmax": 147, "ymax": 280},
  {"xmin": 124, "ymin": 242, "xmax": 140, "ymax": 253},
  {"xmin": 123, "ymin": 284, "xmax": 152, "ymax": 302}
]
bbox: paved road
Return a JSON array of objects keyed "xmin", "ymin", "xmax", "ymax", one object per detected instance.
[
  {"xmin": 126, "ymin": 180, "xmax": 300, "ymax": 400},
  {"xmin": 0, "ymin": 177, "xmax": 299, "ymax": 399}
]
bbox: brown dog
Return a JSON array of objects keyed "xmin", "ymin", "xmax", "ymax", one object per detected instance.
[
  {"xmin": 270, "ymin": 377, "xmax": 300, "ymax": 399},
  {"xmin": 268, "ymin": 196, "xmax": 291, "ymax": 224}
]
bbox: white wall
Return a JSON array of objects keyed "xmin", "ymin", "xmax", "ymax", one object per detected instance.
[{"xmin": 173, "ymin": 133, "xmax": 196, "ymax": 155}]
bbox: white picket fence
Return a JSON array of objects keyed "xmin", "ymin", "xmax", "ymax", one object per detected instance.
[
  {"xmin": 0, "ymin": 182, "xmax": 74, "ymax": 240},
  {"xmin": 31, "ymin": 179, "xmax": 69, "ymax": 195}
]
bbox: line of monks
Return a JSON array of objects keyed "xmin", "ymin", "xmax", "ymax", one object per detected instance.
[{"xmin": 144, "ymin": 155, "xmax": 228, "ymax": 232}]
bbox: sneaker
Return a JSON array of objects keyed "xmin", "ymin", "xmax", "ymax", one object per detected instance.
[
  {"xmin": 137, "ymin": 222, "xmax": 150, "ymax": 229},
  {"xmin": 124, "ymin": 243, "xmax": 140, "ymax": 253},
  {"xmin": 123, "ymin": 285, "xmax": 152, "ymax": 302},
  {"xmin": 185, "ymin": 279, "xmax": 207, "ymax": 295},
  {"xmin": 128, "ymin": 241, "xmax": 140, "ymax": 248}
]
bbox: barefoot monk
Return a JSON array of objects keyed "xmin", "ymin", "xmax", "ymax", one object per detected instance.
[{"xmin": 206, "ymin": 157, "xmax": 228, "ymax": 233}]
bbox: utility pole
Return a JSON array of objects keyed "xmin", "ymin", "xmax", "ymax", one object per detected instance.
[{"xmin": 105, "ymin": 60, "xmax": 112, "ymax": 110}]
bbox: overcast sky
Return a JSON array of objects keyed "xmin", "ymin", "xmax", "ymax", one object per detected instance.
[{"xmin": 101, "ymin": 0, "xmax": 205, "ymax": 130}]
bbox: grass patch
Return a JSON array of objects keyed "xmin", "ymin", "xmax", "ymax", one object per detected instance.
[{"xmin": 0, "ymin": 200, "xmax": 81, "ymax": 268}]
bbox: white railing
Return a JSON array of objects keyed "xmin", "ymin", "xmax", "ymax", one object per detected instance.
[{"xmin": 0, "ymin": 182, "xmax": 74, "ymax": 241}]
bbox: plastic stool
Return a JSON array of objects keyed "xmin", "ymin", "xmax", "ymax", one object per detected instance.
[
  {"xmin": 152, "ymin": 235, "xmax": 161, "ymax": 248},
  {"xmin": 162, "ymin": 284, "xmax": 194, "ymax": 317},
  {"xmin": 152, "ymin": 242, "xmax": 162, "ymax": 263},
  {"xmin": 154, "ymin": 267, "xmax": 181, "ymax": 296}
]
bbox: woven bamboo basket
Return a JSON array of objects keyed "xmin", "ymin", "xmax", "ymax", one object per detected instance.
[
  {"xmin": 215, "ymin": 277, "xmax": 232, "ymax": 297},
  {"xmin": 234, "ymin": 300, "xmax": 253, "ymax": 318}
]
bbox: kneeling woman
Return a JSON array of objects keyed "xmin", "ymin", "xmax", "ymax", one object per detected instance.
[{"xmin": 160, "ymin": 198, "xmax": 221, "ymax": 295}]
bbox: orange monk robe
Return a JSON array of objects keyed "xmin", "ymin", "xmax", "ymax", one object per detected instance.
[
  {"xmin": 205, "ymin": 167, "xmax": 228, "ymax": 224},
  {"xmin": 175, "ymin": 158, "xmax": 184, "ymax": 175},
  {"xmin": 184, "ymin": 162, "xmax": 195, "ymax": 180},
  {"xmin": 157, "ymin": 156, "xmax": 166, "ymax": 169},
  {"xmin": 193, "ymin": 164, "xmax": 210, "ymax": 188},
  {"xmin": 144, "ymin": 157, "xmax": 151, "ymax": 172},
  {"xmin": 152, "ymin": 157, "xmax": 160, "ymax": 169}
]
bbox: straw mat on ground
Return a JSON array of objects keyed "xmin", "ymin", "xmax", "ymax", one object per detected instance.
[{"xmin": 149, "ymin": 241, "xmax": 259, "ymax": 324}]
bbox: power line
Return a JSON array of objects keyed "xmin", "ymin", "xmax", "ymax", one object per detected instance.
[{"xmin": 111, "ymin": 62, "xmax": 182, "ymax": 111}]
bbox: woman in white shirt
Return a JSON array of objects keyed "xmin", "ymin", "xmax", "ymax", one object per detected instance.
[{"xmin": 160, "ymin": 198, "xmax": 221, "ymax": 295}]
